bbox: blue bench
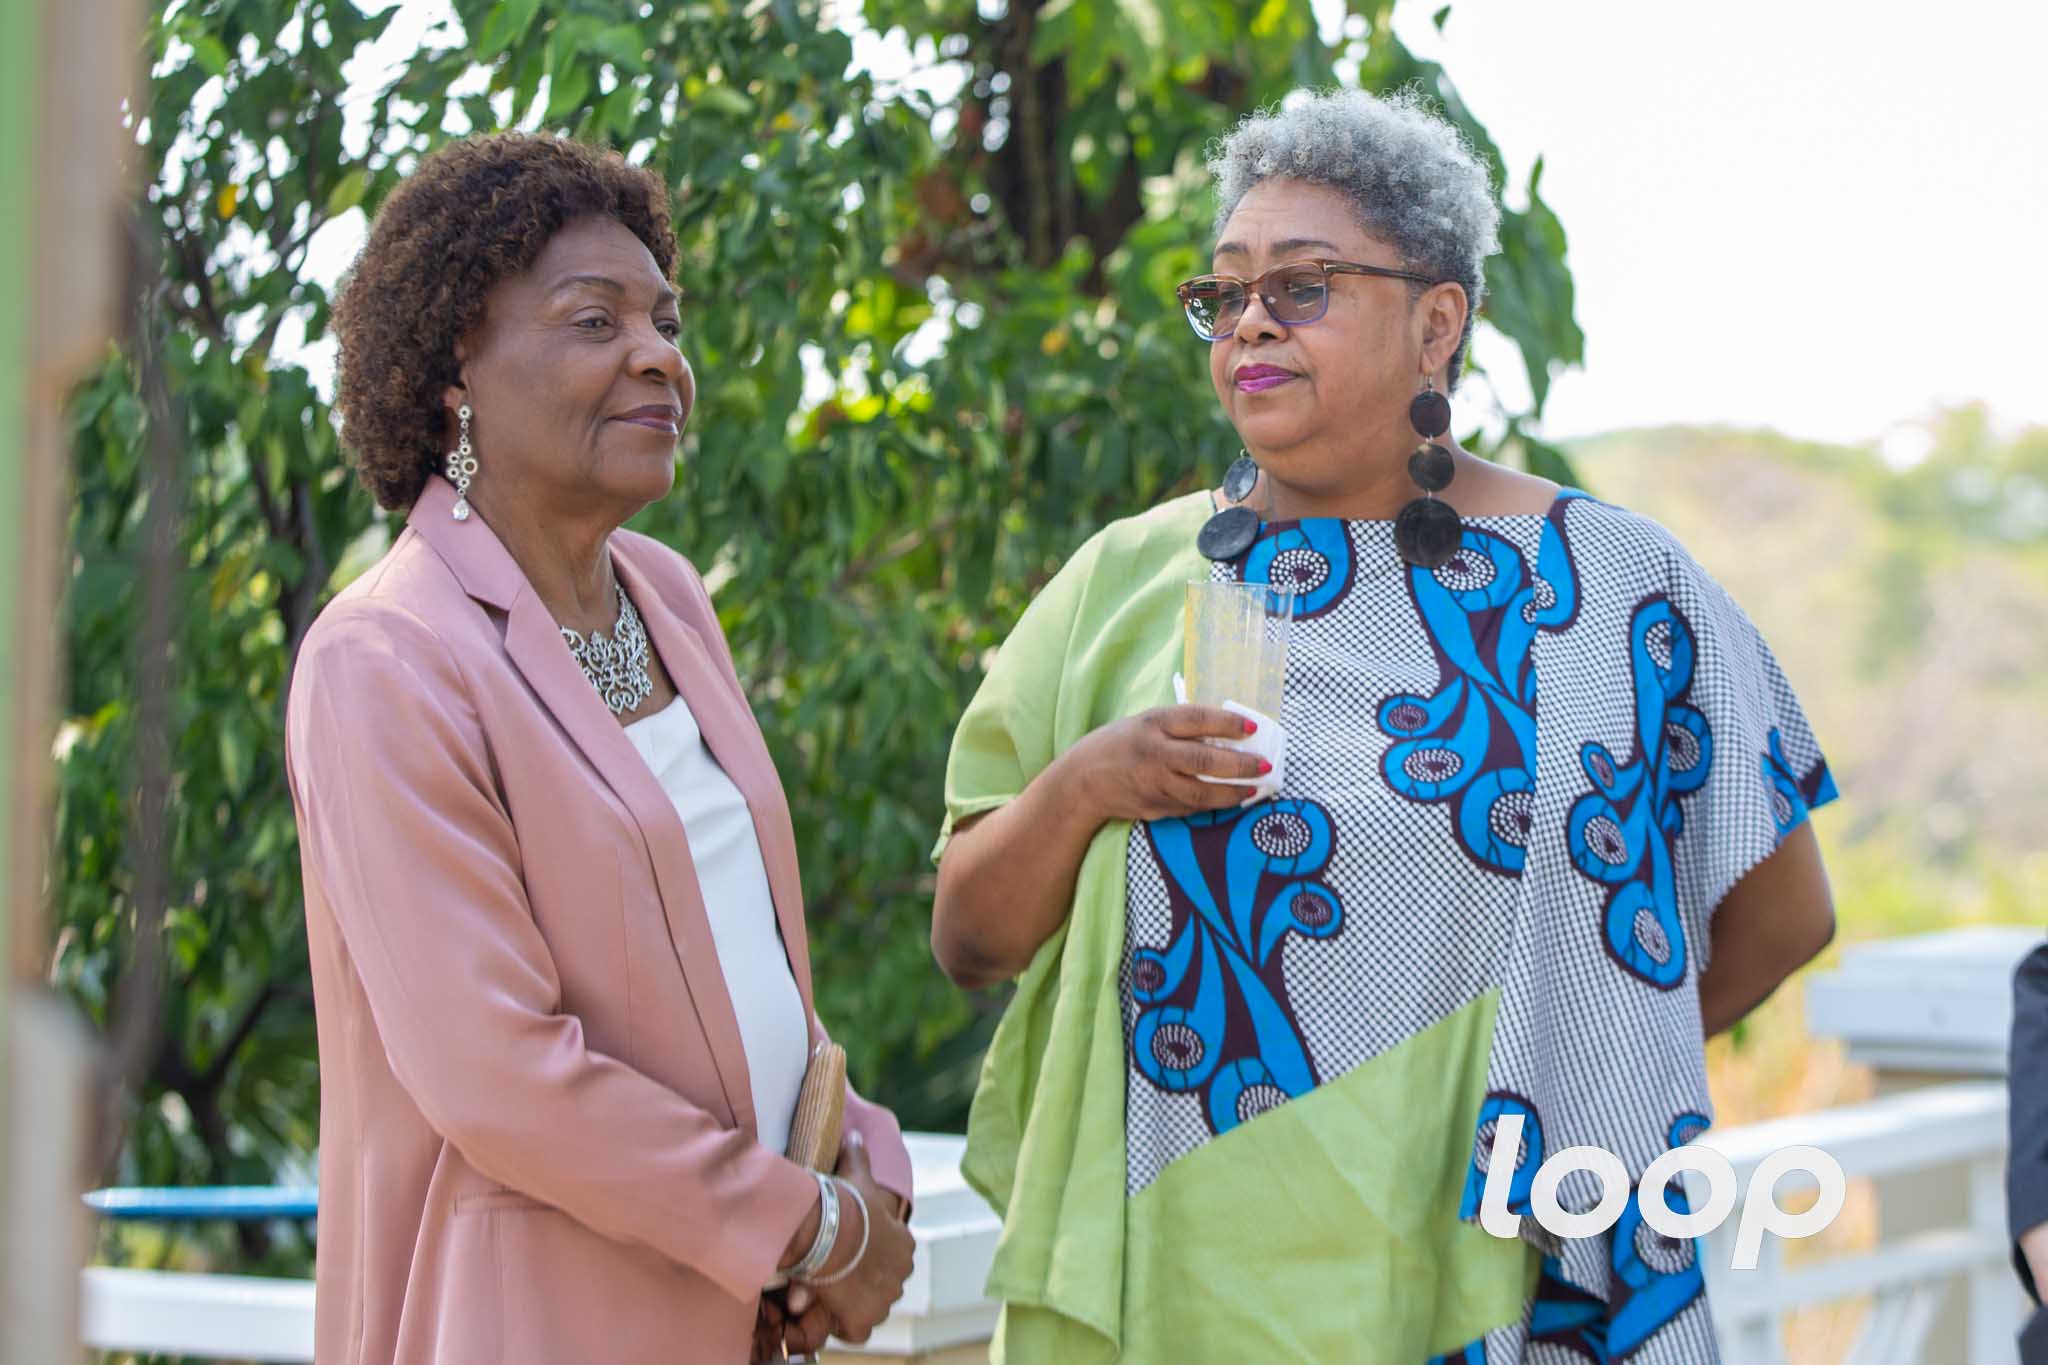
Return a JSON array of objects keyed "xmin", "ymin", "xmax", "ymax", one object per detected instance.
[{"xmin": 84, "ymin": 1187, "xmax": 318, "ymax": 1222}]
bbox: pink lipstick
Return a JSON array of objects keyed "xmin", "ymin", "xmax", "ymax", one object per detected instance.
[{"xmin": 1234, "ymin": 364, "xmax": 1297, "ymax": 393}]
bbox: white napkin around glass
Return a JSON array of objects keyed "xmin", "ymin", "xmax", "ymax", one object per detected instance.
[{"xmin": 1173, "ymin": 672, "xmax": 1285, "ymax": 804}]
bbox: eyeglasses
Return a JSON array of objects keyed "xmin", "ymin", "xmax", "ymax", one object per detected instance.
[{"xmin": 1175, "ymin": 258, "xmax": 1441, "ymax": 342}]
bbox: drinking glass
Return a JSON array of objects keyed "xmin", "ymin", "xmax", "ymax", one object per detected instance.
[{"xmin": 1181, "ymin": 579, "xmax": 1296, "ymax": 719}]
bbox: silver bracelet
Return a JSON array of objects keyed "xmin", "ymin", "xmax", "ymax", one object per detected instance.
[
  {"xmin": 803, "ymin": 1178, "xmax": 870, "ymax": 1287},
  {"xmin": 784, "ymin": 1171, "xmax": 839, "ymax": 1283}
]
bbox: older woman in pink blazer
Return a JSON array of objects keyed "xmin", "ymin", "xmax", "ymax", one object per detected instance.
[{"xmin": 287, "ymin": 134, "xmax": 914, "ymax": 1364}]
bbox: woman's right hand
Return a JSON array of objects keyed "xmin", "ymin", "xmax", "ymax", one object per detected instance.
[
  {"xmin": 785, "ymin": 1134, "xmax": 914, "ymax": 1345},
  {"xmin": 931, "ymin": 704, "xmax": 1273, "ymax": 988},
  {"xmin": 1060, "ymin": 705, "xmax": 1270, "ymax": 823}
]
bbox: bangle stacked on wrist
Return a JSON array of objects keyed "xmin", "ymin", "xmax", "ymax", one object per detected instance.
[
  {"xmin": 783, "ymin": 1171, "xmax": 840, "ymax": 1283},
  {"xmin": 806, "ymin": 1179, "xmax": 870, "ymax": 1287}
]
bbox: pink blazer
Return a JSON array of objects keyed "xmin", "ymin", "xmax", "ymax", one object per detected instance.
[{"xmin": 285, "ymin": 476, "xmax": 912, "ymax": 1365}]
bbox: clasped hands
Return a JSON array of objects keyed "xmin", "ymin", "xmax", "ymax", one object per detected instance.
[{"xmin": 753, "ymin": 1132, "xmax": 914, "ymax": 1362}]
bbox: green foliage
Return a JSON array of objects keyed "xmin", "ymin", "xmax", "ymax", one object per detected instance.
[{"xmin": 58, "ymin": 0, "xmax": 1584, "ymax": 1275}]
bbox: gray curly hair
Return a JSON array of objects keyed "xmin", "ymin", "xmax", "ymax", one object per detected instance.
[{"xmin": 1208, "ymin": 87, "xmax": 1500, "ymax": 387}]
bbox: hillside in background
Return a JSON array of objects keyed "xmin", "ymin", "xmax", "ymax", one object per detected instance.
[
  {"xmin": 1565, "ymin": 408, "xmax": 2048, "ymax": 1125},
  {"xmin": 1573, "ymin": 411, "xmax": 2048, "ymax": 936}
]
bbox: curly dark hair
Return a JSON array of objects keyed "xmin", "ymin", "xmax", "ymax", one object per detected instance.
[{"xmin": 331, "ymin": 133, "xmax": 678, "ymax": 510}]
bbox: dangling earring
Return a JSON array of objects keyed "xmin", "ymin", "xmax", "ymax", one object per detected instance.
[
  {"xmin": 1197, "ymin": 450, "xmax": 1263, "ymax": 561},
  {"xmin": 1393, "ymin": 377, "xmax": 1459, "ymax": 568},
  {"xmin": 447, "ymin": 403, "xmax": 477, "ymax": 522}
]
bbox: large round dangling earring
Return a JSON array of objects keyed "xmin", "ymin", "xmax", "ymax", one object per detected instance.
[
  {"xmin": 1197, "ymin": 450, "xmax": 1263, "ymax": 561},
  {"xmin": 1393, "ymin": 378, "xmax": 1459, "ymax": 568},
  {"xmin": 447, "ymin": 403, "xmax": 478, "ymax": 522}
]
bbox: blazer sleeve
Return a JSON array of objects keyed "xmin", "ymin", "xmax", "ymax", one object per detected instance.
[
  {"xmin": 661, "ymin": 550, "xmax": 916, "ymax": 1208},
  {"xmin": 286, "ymin": 600, "xmax": 819, "ymax": 1305},
  {"xmin": 2010, "ymin": 941, "xmax": 2048, "ymax": 1302}
]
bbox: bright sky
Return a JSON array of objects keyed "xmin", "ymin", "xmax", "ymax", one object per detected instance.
[
  {"xmin": 1378, "ymin": 0, "xmax": 2048, "ymax": 449},
  {"xmin": 305, "ymin": 0, "xmax": 2048, "ymax": 452}
]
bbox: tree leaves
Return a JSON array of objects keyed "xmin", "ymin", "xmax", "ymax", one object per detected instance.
[
  {"xmin": 1513, "ymin": 427, "xmax": 1582, "ymax": 489},
  {"xmin": 473, "ymin": 0, "xmax": 543, "ymax": 64},
  {"xmin": 322, "ymin": 167, "xmax": 367, "ymax": 217},
  {"xmin": 1485, "ymin": 158, "xmax": 1584, "ymax": 416}
]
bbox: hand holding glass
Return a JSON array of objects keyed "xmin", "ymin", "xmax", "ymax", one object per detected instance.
[{"xmin": 1176, "ymin": 580, "xmax": 1294, "ymax": 800}]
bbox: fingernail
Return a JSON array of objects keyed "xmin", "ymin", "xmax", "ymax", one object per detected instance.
[
  {"xmin": 1257, "ymin": 759, "xmax": 1272, "ymax": 774},
  {"xmin": 1243, "ymin": 719, "xmax": 1258, "ymax": 735}
]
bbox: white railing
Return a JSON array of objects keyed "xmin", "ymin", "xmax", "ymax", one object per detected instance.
[
  {"xmin": 81, "ymin": 1267, "xmax": 314, "ymax": 1362},
  {"xmin": 79, "ymin": 1091, "xmax": 2030, "ymax": 1364},
  {"xmin": 1697, "ymin": 1082, "xmax": 2024, "ymax": 1364},
  {"xmin": 81, "ymin": 1133, "xmax": 998, "ymax": 1364}
]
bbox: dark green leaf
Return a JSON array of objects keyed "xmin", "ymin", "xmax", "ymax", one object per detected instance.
[
  {"xmin": 1518, "ymin": 433, "xmax": 1583, "ymax": 488},
  {"xmin": 473, "ymin": 0, "xmax": 542, "ymax": 62}
]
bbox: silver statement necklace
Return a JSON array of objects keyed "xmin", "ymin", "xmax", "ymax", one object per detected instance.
[{"xmin": 561, "ymin": 586, "xmax": 655, "ymax": 716}]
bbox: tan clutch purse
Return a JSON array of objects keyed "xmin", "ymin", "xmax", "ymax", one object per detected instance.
[{"xmin": 784, "ymin": 1041, "xmax": 846, "ymax": 1171}]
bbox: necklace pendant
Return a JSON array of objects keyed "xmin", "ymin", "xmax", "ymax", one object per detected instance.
[
  {"xmin": 1198, "ymin": 504, "xmax": 1260, "ymax": 561},
  {"xmin": 562, "ymin": 587, "xmax": 655, "ymax": 716}
]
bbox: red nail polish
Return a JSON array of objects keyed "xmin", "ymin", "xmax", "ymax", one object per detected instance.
[
  {"xmin": 1257, "ymin": 758, "xmax": 1273, "ymax": 774},
  {"xmin": 1243, "ymin": 719, "xmax": 1258, "ymax": 735}
]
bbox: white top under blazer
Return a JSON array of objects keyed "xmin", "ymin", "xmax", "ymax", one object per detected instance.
[{"xmin": 624, "ymin": 695, "xmax": 809, "ymax": 1154}]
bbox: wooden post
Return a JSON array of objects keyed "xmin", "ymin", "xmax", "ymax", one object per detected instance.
[
  {"xmin": 7, "ymin": 0, "xmax": 136, "ymax": 967},
  {"xmin": 2, "ymin": 0, "xmax": 135, "ymax": 1360},
  {"xmin": 0, "ymin": 0, "xmax": 41, "ymax": 990}
]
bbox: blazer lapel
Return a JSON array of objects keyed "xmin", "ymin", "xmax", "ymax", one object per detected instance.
[
  {"xmin": 614, "ymin": 549, "xmax": 817, "ymax": 1017},
  {"xmin": 407, "ymin": 480, "xmax": 761, "ymax": 1133}
]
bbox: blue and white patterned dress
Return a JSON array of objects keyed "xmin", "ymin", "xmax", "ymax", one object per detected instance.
[{"xmin": 1121, "ymin": 492, "xmax": 1836, "ymax": 1362}]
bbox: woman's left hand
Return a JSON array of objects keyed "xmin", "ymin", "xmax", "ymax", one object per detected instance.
[
  {"xmin": 772, "ymin": 1293, "xmax": 837, "ymax": 1359},
  {"xmin": 756, "ymin": 1291, "xmax": 839, "ymax": 1361},
  {"xmin": 781, "ymin": 1134, "xmax": 915, "ymax": 1343},
  {"xmin": 761, "ymin": 1155, "xmax": 910, "ymax": 1359},
  {"xmin": 752, "ymin": 1296, "xmax": 787, "ymax": 1361}
]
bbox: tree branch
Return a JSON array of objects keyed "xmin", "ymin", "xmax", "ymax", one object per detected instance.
[
  {"xmin": 993, "ymin": 2, "xmax": 1056, "ymax": 265},
  {"xmin": 833, "ymin": 514, "xmax": 961, "ymax": 591},
  {"xmin": 276, "ymin": 476, "xmax": 331, "ymax": 711},
  {"xmin": 167, "ymin": 219, "xmax": 228, "ymax": 342},
  {"xmin": 248, "ymin": 455, "xmax": 287, "ymax": 541},
  {"xmin": 99, "ymin": 208, "xmax": 191, "ymax": 1176},
  {"xmin": 199, "ymin": 978, "xmax": 279, "ymax": 1090}
]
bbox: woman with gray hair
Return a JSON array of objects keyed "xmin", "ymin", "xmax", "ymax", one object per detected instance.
[{"xmin": 930, "ymin": 88, "xmax": 1838, "ymax": 1361}]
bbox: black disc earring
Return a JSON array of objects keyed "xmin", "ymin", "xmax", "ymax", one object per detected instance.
[
  {"xmin": 1393, "ymin": 378, "xmax": 1461, "ymax": 569},
  {"xmin": 1198, "ymin": 450, "xmax": 1263, "ymax": 561}
]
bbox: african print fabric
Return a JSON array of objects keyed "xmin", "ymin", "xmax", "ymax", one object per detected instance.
[{"xmin": 939, "ymin": 490, "xmax": 1836, "ymax": 1363}]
